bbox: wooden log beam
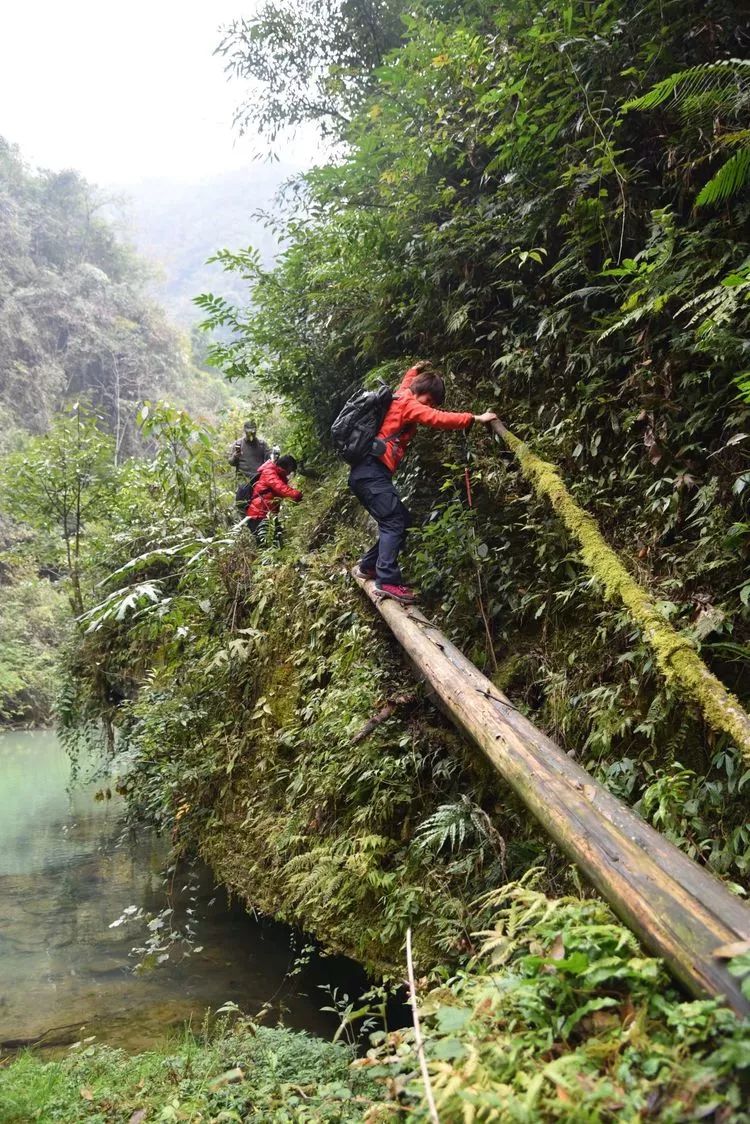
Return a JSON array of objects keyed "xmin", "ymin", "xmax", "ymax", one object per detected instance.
[{"xmin": 353, "ymin": 571, "xmax": 750, "ymax": 1017}]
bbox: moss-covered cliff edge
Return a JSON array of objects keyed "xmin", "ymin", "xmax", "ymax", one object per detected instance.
[{"xmin": 59, "ymin": 465, "xmax": 750, "ymax": 1119}]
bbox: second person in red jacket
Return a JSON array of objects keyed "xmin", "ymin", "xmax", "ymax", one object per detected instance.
[
  {"xmin": 350, "ymin": 364, "xmax": 496, "ymax": 603},
  {"xmin": 246, "ymin": 455, "xmax": 303, "ymax": 536}
]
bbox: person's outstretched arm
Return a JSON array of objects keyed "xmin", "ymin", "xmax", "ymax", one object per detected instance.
[
  {"xmin": 267, "ymin": 473, "xmax": 303, "ymax": 502},
  {"xmin": 400, "ymin": 398, "xmax": 498, "ymax": 431}
]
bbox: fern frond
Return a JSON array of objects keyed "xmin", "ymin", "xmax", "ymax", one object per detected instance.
[
  {"xmin": 597, "ymin": 298, "xmax": 662, "ymax": 341},
  {"xmin": 735, "ymin": 372, "xmax": 750, "ymax": 405},
  {"xmin": 677, "ymin": 272, "xmax": 750, "ymax": 330},
  {"xmin": 717, "ymin": 130, "xmax": 750, "ymax": 148},
  {"xmin": 696, "ymin": 147, "xmax": 750, "ymax": 207},
  {"xmin": 623, "ymin": 59, "xmax": 750, "ymax": 114},
  {"xmin": 445, "ymin": 303, "xmax": 471, "ymax": 334}
]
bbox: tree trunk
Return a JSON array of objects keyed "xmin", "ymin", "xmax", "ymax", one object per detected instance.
[
  {"xmin": 354, "ymin": 572, "xmax": 750, "ymax": 1017},
  {"xmin": 488, "ymin": 418, "xmax": 750, "ymax": 763}
]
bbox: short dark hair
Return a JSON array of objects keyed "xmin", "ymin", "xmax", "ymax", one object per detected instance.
[
  {"xmin": 411, "ymin": 370, "xmax": 446, "ymax": 406},
  {"xmin": 277, "ymin": 454, "xmax": 297, "ymax": 472}
]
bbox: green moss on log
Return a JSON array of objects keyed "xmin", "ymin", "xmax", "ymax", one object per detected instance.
[{"xmin": 498, "ymin": 426, "xmax": 750, "ymax": 762}]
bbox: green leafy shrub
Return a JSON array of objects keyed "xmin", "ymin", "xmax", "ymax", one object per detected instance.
[
  {"xmin": 0, "ymin": 1020, "xmax": 378, "ymax": 1123},
  {"xmin": 364, "ymin": 881, "xmax": 750, "ymax": 1121}
]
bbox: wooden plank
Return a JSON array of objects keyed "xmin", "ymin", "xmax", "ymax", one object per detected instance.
[{"xmin": 354, "ymin": 572, "xmax": 750, "ymax": 1016}]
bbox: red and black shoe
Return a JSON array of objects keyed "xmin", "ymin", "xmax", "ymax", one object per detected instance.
[
  {"xmin": 375, "ymin": 582, "xmax": 417, "ymax": 604},
  {"xmin": 353, "ymin": 564, "xmax": 377, "ymax": 580}
]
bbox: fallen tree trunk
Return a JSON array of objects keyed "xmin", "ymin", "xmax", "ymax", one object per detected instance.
[{"xmin": 354, "ymin": 571, "xmax": 750, "ymax": 1017}]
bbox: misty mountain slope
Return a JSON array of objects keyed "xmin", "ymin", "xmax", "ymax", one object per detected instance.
[
  {"xmin": 113, "ymin": 164, "xmax": 298, "ymax": 327},
  {"xmin": 0, "ymin": 137, "xmax": 230, "ymax": 453}
]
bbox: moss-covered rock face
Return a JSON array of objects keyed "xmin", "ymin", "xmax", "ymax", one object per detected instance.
[
  {"xmin": 58, "ymin": 415, "xmax": 750, "ymax": 1118},
  {"xmin": 64, "ymin": 452, "xmax": 749, "ymax": 955},
  {"xmin": 68, "ymin": 477, "xmax": 547, "ymax": 974},
  {"xmin": 504, "ymin": 429, "xmax": 750, "ymax": 761}
]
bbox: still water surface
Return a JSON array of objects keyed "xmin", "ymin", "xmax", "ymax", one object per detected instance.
[{"xmin": 0, "ymin": 729, "xmax": 359, "ymax": 1052}]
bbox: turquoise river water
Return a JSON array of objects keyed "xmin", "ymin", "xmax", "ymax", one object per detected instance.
[{"xmin": 0, "ymin": 729, "xmax": 360, "ymax": 1052}]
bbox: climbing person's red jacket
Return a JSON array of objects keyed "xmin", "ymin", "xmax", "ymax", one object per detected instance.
[
  {"xmin": 376, "ymin": 366, "xmax": 474, "ymax": 474},
  {"xmin": 246, "ymin": 460, "xmax": 302, "ymax": 519}
]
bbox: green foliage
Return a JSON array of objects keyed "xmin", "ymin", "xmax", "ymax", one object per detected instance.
[
  {"xmin": 624, "ymin": 58, "xmax": 750, "ymax": 208},
  {"xmin": 137, "ymin": 400, "xmax": 223, "ymax": 520},
  {"xmin": 0, "ymin": 1019, "xmax": 377, "ymax": 1123},
  {"xmin": 0, "ymin": 570, "xmax": 66, "ymax": 724},
  {"xmin": 61, "ymin": 470, "xmax": 541, "ymax": 967},
  {"xmin": 0, "ymin": 406, "xmax": 113, "ymax": 614},
  {"xmin": 48, "ymin": 2, "xmax": 750, "ymax": 1115},
  {"xmin": 217, "ymin": 0, "xmax": 407, "ymax": 145},
  {"xmin": 365, "ymin": 881, "xmax": 750, "ymax": 1120},
  {"xmin": 196, "ymin": 0, "xmax": 750, "ymax": 880}
]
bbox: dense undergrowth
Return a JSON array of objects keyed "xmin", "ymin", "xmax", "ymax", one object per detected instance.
[
  {"xmin": 364, "ymin": 881, "xmax": 750, "ymax": 1121},
  {"xmin": 64, "ymin": 471, "xmax": 547, "ymax": 970},
  {"xmin": 54, "ymin": 455, "xmax": 750, "ymax": 1118},
  {"xmin": 194, "ymin": 0, "xmax": 750, "ymax": 884},
  {"xmin": 5, "ymin": 0, "xmax": 750, "ymax": 1117}
]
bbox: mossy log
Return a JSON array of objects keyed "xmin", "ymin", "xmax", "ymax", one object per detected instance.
[
  {"xmin": 490, "ymin": 419, "xmax": 750, "ymax": 764},
  {"xmin": 354, "ymin": 571, "xmax": 750, "ymax": 1016}
]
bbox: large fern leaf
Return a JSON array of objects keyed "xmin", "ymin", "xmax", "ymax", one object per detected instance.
[
  {"xmin": 623, "ymin": 59, "xmax": 750, "ymax": 115},
  {"xmin": 696, "ymin": 147, "xmax": 750, "ymax": 207},
  {"xmin": 624, "ymin": 60, "xmax": 750, "ymax": 208}
]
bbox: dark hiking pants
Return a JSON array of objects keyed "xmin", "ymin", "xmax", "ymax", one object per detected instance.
[
  {"xmin": 246, "ymin": 516, "xmax": 282, "ymax": 545},
  {"xmin": 348, "ymin": 457, "xmax": 412, "ymax": 585}
]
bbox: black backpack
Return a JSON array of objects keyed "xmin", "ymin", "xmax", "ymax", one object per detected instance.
[
  {"xmin": 330, "ymin": 384, "xmax": 396, "ymax": 466},
  {"xmin": 235, "ymin": 471, "xmax": 260, "ymax": 514}
]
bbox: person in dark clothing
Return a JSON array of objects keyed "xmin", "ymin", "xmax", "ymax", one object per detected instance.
[
  {"xmin": 229, "ymin": 420, "xmax": 271, "ymax": 478},
  {"xmin": 349, "ymin": 364, "xmax": 496, "ymax": 603},
  {"xmin": 245, "ymin": 454, "xmax": 302, "ymax": 537}
]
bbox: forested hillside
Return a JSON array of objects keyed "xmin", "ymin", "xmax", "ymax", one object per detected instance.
[
  {"xmin": 3, "ymin": 0, "xmax": 750, "ymax": 1120},
  {"xmin": 0, "ymin": 139, "xmax": 236, "ymax": 725},
  {"xmin": 0, "ymin": 138, "xmax": 230, "ymax": 455}
]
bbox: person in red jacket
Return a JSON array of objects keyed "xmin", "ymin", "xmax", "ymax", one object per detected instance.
[
  {"xmin": 350, "ymin": 363, "xmax": 496, "ymax": 603},
  {"xmin": 245, "ymin": 455, "xmax": 302, "ymax": 536}
]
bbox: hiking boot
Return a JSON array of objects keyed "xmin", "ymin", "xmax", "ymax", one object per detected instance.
[
  {"xmin": 375, "ymin": 581, "xmax": 417, "ymax": 603},
  {"xmin": 353, "ymin": 564, "xmax": 377, "ymax": 580}
]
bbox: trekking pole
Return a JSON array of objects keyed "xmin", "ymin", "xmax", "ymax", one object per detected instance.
[
  {"xmin": 461, "ymin": 435, "xmax": 497, "ymax": 672},
  {"xmin": 463, "ymin": 465, "xmax": 473, "ymax": 509}
]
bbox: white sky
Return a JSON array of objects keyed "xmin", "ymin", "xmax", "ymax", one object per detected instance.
[{"xmin": 0, "ymin": 0, "xmax": 309, "ymax": 186}]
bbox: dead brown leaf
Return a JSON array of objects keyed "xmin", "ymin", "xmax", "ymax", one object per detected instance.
[{"xmin": 549, "ymin": 934, "xmax": 565, "ymax": 961}]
